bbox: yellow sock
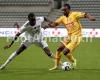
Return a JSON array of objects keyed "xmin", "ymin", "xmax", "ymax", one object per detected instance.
[
  {"xmin": 66, "ymin": 53, "xmax": 75, "ymax": 63},
  {"xmin": 54, "ymin": 51, "xmax": 62, "ymax": 67}
]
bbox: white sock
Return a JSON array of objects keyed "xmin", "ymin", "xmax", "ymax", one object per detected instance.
[{"xmin": 2, "ymin": 51, "xmax": 17, "ymax": 67}]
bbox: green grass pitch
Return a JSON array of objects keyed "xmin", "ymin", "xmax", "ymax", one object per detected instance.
[{"xmin": 0, "ymin": 37, "xmax": 100, "ymax": 80}]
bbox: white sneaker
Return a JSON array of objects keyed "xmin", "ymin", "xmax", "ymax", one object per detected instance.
[
  {"xmin": 0, "ymin": 65, "xmax": 6, "ymax": 70},
  {"xmin": 72, "ymin": 59, "xmax": 77, "ymax": 69}
]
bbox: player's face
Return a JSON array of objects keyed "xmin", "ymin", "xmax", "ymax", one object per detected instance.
[
  {"xmin": 28, "ymin": 17, "xmax": 36, "ymax": 26},
  {"xmin": 62, "ymin": 6, "xmax": 70, "ymax": 17}
]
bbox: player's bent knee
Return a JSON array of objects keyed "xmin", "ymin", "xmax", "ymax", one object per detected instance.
[{"xmin": 63, "ymin": 48, "xmax": 70, "ymax": 55}]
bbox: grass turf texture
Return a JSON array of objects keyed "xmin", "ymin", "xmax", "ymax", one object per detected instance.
[{"xmin": 0, "ymin": 37, "xmax": 100, "ymax": 80}]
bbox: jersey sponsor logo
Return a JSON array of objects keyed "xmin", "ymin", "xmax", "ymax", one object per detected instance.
[{"xmin": 65, "ymin": 22, "xmax": 74, "ymax": 28}]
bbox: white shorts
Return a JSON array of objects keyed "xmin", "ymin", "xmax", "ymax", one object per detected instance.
[{"xmin": 21, "ymin": 33, "xmax": 48, "ymax": 49}]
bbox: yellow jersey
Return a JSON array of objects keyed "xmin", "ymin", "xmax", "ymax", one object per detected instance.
[{"xmin": 55, "ymin": 11, "xmax": 85, "ymax": 36}]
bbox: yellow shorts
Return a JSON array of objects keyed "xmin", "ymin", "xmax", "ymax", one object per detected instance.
[{"xmin": 61, "ymin": 35, "xmax": 82, "ymax": 53}]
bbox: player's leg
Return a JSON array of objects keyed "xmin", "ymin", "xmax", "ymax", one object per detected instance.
[
  {"xmin": 49, "ymin": 37, "xmax": 70, "ymax": 70},
  {"xmin": 0, "ymin": 44, "xmax": 27, "ymax": 69},
  {"xmin": 43, "ymin": 47, "xmax": 54, "ymax": 58},
  {"xmin": 37, "ymin": 40, "xmax": 54, "ymax": 58},
  {"xmin": 49, "ymin": 42, "xmax": 65, "ymax": 70},
  {"xmin": 63, "ymin": 47, "xmax": 76, "ymax": 68},
  {"xmin": 62, "ymin": 35, "xmax": 82, "ymax": 68}
]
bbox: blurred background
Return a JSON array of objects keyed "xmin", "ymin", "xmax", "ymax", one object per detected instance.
[{"xmin": 0, "ymin": 0, "xmax": 100, "ymax": 28}]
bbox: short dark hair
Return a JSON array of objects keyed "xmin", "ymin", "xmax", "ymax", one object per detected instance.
[
  {"xmin": 28, "ymin": 12, "xmax": 35, "ymax": 19},
  {"xmin": 64, "ymin": 3, "xmax": 71, "ymax": 10}
]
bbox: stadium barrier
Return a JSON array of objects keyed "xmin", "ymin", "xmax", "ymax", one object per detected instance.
[{"xmin": 0, "ymin": 28, "xmax": 100, "ymax": 37}]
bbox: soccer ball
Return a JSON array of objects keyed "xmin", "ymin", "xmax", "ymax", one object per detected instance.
[{"xmin": 61, "ymin": 62, "xmax": 72, "ymax": 71}]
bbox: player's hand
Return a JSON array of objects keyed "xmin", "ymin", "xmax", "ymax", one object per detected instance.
[
  {"xmin": 89, "ymin": 16, "xmax": 96, "ymax": 21},
  {"xmin": 4, "ymin": 44, "xmax": 11, "ymax": 49}
]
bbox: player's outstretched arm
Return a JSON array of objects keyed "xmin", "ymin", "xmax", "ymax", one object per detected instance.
[
  {"xmin": 85, "ymin": 13, "xmax": 96, "ymax": 21},
  {"xmin": 4, "ymin": 32, "xmax": 21, "ymax": 49},
  {"xmin": 43, "ymin": 22, "xmax": 59, "ymax": 29},
  {"xmin": 48, "ymin": 16, "xmax": 62, "ymax": 28},
  {"xmin": 44, "ymin": 17, "xmax": 52, "ymax": 23},
  {"xmin": 43, "ymin": 17, "xmax": 60, "ymax": 29},
  {"xmin": 48, "ymin": 22, "xmax": 59, "ymax": 28}
]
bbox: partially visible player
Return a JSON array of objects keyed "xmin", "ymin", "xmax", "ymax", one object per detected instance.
[
  {"xmin": 0, "ymin": 13, "xmax": 54, "ymax": 69},
  {"xmin": 47, "ymin": 4, "xmax": 96, "ymax": 70}
]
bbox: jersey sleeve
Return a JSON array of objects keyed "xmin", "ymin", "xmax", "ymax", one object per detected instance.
[
  {"xmin": 55, "ymin": 16, "xmax": 63, "ymax": 25},
  {"xmin": 20, "ymin": 21, "xmax": 29, "ymax": 33},
  {"xmin": 74, "ymin": 12, "xmax": 85, "ymax": 19}
]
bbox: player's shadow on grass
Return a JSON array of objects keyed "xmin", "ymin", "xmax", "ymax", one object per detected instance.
[
  {"xmin": 0, "ymin": 68, "xmax": 100, "ymax": 75},
  {"xmin": 0, "ymin": 67, "xmax": 62, "ymax": 75}
]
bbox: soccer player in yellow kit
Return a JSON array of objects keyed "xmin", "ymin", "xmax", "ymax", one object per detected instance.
[{"xmin": 48, "ymin": 4, "xmax": 96, "ymax": 70}]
